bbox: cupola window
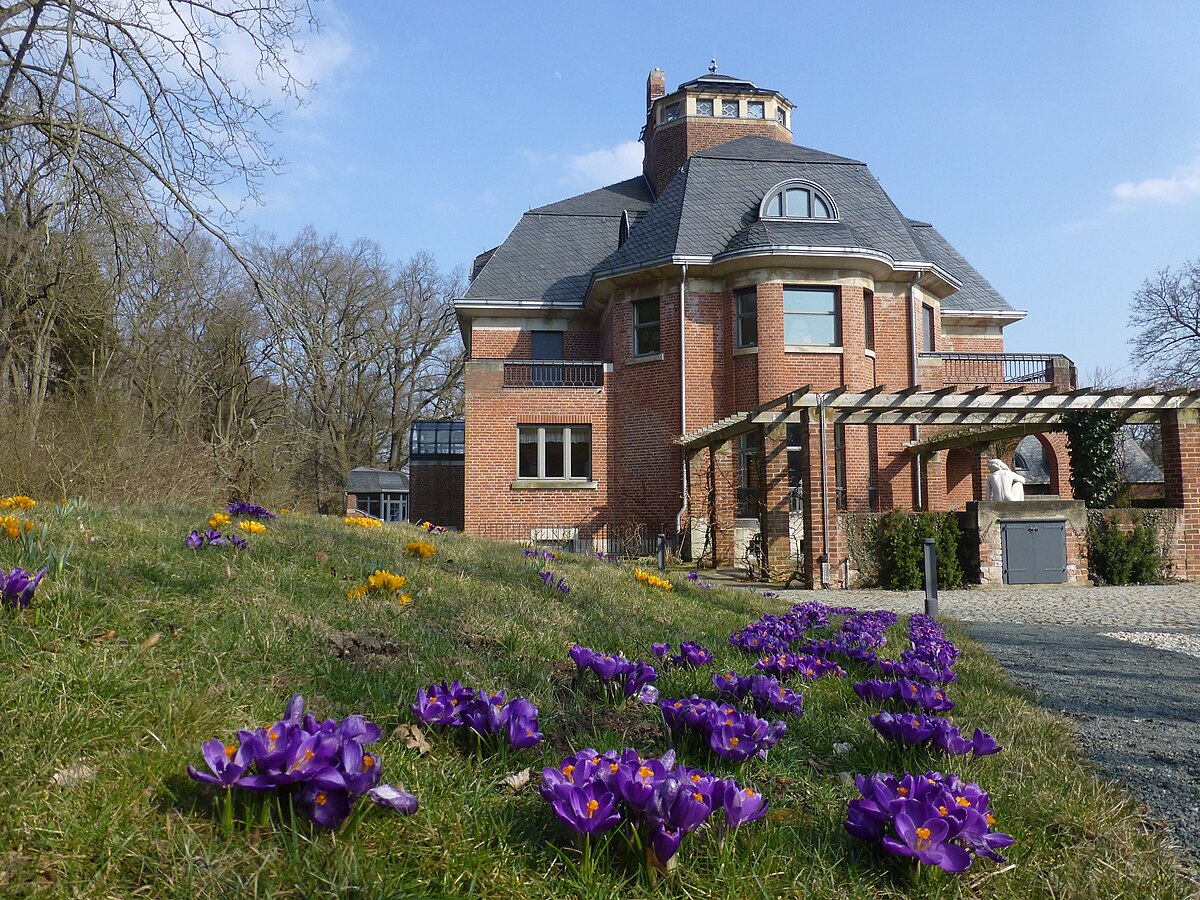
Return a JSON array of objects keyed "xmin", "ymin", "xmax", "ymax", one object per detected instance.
[
  {"xmin": 721, "ymin": 98, "xmax": 739, "ymax": 117},
  {"xmin": 747, "ymin": 101, "xmax": 764, "ymax": 119},
  {"xmin": 696, "ymin": 98, "xmax": 714, "ymax": 116},
  {"xmin": 760, "ymin": 181, "xmax": 837, "ymax": 220}
]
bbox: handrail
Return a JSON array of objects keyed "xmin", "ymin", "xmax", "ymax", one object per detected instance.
[{"xmin": 501, "ymin": 360, "xmax": 606, "ymax": 388}]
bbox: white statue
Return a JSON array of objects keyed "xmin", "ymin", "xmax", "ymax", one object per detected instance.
[{"xmin": 986, "ymin": 459, "xmax": 1026, "ymax": 502}]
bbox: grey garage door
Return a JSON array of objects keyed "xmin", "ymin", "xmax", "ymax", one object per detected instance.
[{"xmin": 1001, "ymin": 520, "xmax": 1067, "ymax": 584}]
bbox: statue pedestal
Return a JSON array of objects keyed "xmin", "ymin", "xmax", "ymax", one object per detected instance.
[{"xmin": 962, "ymin": 500, "xmax": 1089, "ymax": 585}]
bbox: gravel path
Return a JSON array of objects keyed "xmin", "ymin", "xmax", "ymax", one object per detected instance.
[{"xmin": 762, "ymin": 582, "xmax": 1200, "ymax": 862}]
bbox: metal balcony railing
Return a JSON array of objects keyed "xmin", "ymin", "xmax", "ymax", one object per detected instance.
[
  {"xmin": 502, "ymin": 360, "xmax": 606, "ymax": 388},
  {"xmin": 921, "ymin": 352, "xmax": 1076, "ymax": 388}
]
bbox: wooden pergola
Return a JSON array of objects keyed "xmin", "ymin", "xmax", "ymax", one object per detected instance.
[{"xmin": 678, "ymin": 385, "xmax": 1200, "ymax": 587}]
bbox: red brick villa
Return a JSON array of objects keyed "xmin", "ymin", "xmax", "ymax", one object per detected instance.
[{"xmin": 454, "ymin": 66, "xmax": 1200, "ymax": 587}]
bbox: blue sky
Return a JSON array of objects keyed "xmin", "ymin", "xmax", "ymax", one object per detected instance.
[{"xmin": 236, "ymin": 0, "xmax": 1200, "ymax": 383}]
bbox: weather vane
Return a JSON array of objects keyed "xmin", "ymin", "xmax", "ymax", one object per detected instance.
[{"xmin": 709, "ymin": 58, "xmax": 718, "ymax": 74}]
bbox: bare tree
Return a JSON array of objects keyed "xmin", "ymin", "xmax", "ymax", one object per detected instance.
[{"xmin": 1128, "ymin": 258, "xmax": 1200, "ymax": 386}]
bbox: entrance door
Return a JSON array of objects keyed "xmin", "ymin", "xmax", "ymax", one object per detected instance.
[
  {"xmin": 383, "ymin": 493, "xmax": 408, "ymax": 523},
  {"xmin": 1001, "ymin": 520, "xmax": 1067, "ymax": 584}
]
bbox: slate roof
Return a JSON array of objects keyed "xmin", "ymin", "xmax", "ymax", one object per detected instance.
[
  {"xmin": 345, "ymin": 467, "xmax": 409, "ymax": 494},
  {"xmin": 1013, "ymin": 434, "xmax": 1163, "ymax": 485},
  {"xmin": 462, "ymin": 135, "xmax": 1015, "ymax": 314},
  {"xmin": 463, "ymin": 177, "xmax": 653, "ymax": 304}
]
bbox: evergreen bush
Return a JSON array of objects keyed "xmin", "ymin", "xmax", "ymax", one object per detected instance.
[
  {"xmin": 878, "ymin": 510, "xmax": 964, "ymax": 591},
  {"xmin": 1088, "ymin": 514, "xmax": 1165, "ymax": 585}
]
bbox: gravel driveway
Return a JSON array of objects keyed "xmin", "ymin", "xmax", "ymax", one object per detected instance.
[{"xmin": 770, "ymin": 584, "xmax": 1200, "ymax": 860}]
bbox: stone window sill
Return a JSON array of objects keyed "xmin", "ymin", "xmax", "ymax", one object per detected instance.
[
  {"xmin": 864, "ymin": 349, "xmax": 876, "ymax": 359},
  {"xmin": 784, "ymin": 345, "xmax": 843, "ymax": 355},
  {"xmin": 510, "ymin": 480, "xmax": 598, "ymax": 491},
  {"xmin": 733, "ymin": 346, "xmax": 759, "ymax": 356},
  {"xmin": 627, "ymin": 352, "xmax": 664, "ymax": 365}
]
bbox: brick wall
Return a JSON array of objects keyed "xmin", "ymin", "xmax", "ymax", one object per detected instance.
[
  {"xmin": 463, "ymin": 360, "xmax": 611, "ymax": 541},
  {"xmin": 471, "ymin": 328, "xmax": 601, "ymax": 360},
  {"xmin": 644, "ymin": 118, "xmax": 791, "ymax": 197},
  {"xmin": 409, "ymin": 462, "xmax": 465, "ymax": 531}
]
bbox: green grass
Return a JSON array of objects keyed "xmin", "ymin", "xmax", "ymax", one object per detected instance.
[{"xmin": 0, "ymin": 502, "xmax": 1194, "ymax": 898}]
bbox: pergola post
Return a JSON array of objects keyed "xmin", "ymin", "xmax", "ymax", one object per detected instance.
[
  {"xmin": 760, "ymin": 423, "xmax": 793, "ymax": 579},
  {"xmin": 1161, "ymin": 409, "xmax": 1200, "ymax": 579},
  {"xmin": 711, "ymin": 438, "xmax": 736, "ymax": 567}
]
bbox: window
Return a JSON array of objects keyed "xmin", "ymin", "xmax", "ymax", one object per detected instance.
[
  {"xmin": 632, "ymin": 298, "xmax": 660, "ymax": 357},
  {"xmin": 863, "ymin": 289, "xmax": 875, "ymax": 352},
  {"xmin": 776, "ymin": 106, "xmax": 787, "ymax": 126},
  {"xmin": 834, "ymin": 424, "xmax": 847, "ymax": 511},
  {"xmin": 787, "ymin": 424, "xmax": 805, "ymax": 513},
  {"xmin": 356, "ymin": 494, "xmax": 380, "ymax": 518},
  {"xmin": 761, "ymin": 181, "xmax": 835, "ymax": 220},
  {"xmin": 867, "ymin": 425, "xmax": 879, "ymax": 511},
  {"xmin": 735, "ymin": 287, "xmax": 758, "ymax": 349},
  {"xmin": 784, "ymin": 286, "xmax": 840, "ymax": 347},
  {"xmin": 517, "ymin": 425, "xmax": 591, "ymax": 481},
  {"xmin": 410, "ymin": 420, "xmax": 464, "ymax": 458},
  {"xmin": 665, "ymin": 102, "xmax": 681, "ymax": 122},
  {"xmin": 747, "ymin": 100, "xmax": 765, "ymax": 119},
  {"xmin": 696, "ymin": 98, "xmax": 714, "ymax": 116},
  {"xmin": 721, "ymin": 98, "xmax": 739, "ymax": 117},
  {"xmin": 922, "ymin": 304, "xmax": 936, "ymax": 353},
  {"xmin": 737, "ymin": 431, "xmax": 762, "ymax": 518},
  {"xmin": 531, "ymin": 331, "xmax": 563, "ymax": 360}
]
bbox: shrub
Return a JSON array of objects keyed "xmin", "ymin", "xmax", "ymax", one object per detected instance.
[
  {"xmin": 878, "ymin": 511, "xmax": 964, "ymax": 591},
  {"xmin": 1088, "ymin": 514, "xmax": 1165, "ymax": 585}
]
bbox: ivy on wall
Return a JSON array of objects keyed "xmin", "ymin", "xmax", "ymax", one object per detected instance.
[{"xmin": 1062, "ymin": 411, "xmax": 1124, "ymax": 507}]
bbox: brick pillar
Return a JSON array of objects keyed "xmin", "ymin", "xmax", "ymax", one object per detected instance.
[
  {"xmin": 761, "ymin": 424, "xmax": 793, "ymax": 579},
  {"xmin": 923, "ymin": 451, "xmax": 948, "ymax": 511},
  {"xmin": 711, "ymin": 439, "xmax": 737, "ymax": 566},
  {"xmin": 975, "ymin": 447, "xmax": 991, "ymax": 501},
  {"xmin": 802, "ymin": 408, "xmax": 848, "ymax": 587},
  {"xmin": 1162, "ymin": 410, "xmax": 1200, "ymax": 579},
  {"xmin": 1040, "ymin": 432, "xmax": 1073, "ymax": 499}
]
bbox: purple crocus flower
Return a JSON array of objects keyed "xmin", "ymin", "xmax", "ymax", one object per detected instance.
[
  {"xmin": 185, "ymin": 530, "xmax": 204, "ymax": 550},
  {"xmin": 505, "ymin": 697, "xmax": 544, "ymax": 749},
  {"xmin": 651, "ymin": 642, "xmax": 670, "ymax": 659},
  {"xmin": 226, "ymin": 501, "xmax": 278, "ymax": 520},
  {"xmin": 187, "ymin": 737, "xmax": 254, "ymax": 787},
  {"xmin": 651, "ymin": 825, "xmax": 683, "ymax": 863},
  {"xmin": 1, "ymin": 566, "xmax": 46, "ymax": 609},
  {"xmin": 556, "ymin": 576, "xmax": 570, "ymax": 594},
  {"xmin": 969, "ymin": 727, "xmax": 1003, "ymax": 757},
  {"xmin": 339, "ymin": 739, "xmax": 383, "ymax": 796},
  {"xmin": 284, "ymin": 694, "xmax": 306, "ymax": 722},
  {"xmin": 229, "ymin": 534, "xmax": 249, "ymax": 551},
  {"xmin": 539, "ymin": 570, "xmax": 555, "ymax": 586},
  {"xmin": 686, "ymin": 571, "xmax": 700, "ymax": 582},
  {"xmin": 883, "ymin": 811, "xmax": 972, "ymax": 872},
  {"xmin": 204, "ymin": 529, "xmax": 229, "ymax": 547},
  {"xmin": 367, "ymin": 784, "xmax": 419, "ymax": 814},
  {"xmin": 550, "ymin": 782, "xmax": 622, "ymax": 836},
  {"xmin": 296, "ymin": 782, "xmax": 352, "ymax": 829},
  {"xmin": 720, "ymin": 781, "xmax": 769, "ymax": 828},
  {"xmin": 634, "ymin": 684, "xmax": 659, "ymax": 705}
]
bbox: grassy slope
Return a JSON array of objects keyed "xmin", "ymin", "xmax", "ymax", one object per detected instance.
[{"xmin": 0, "ymin": 503, "xmax": 1193, "ymax": 899}]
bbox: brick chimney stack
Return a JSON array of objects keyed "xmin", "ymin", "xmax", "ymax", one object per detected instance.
[{"xmin": 646, "ymin": 68, "xmax": 665, "ymax": 112}]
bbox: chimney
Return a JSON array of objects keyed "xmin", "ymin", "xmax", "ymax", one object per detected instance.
[{"xmin": 646, "ymin": 68, "xmax": 665, "ymax": 111}]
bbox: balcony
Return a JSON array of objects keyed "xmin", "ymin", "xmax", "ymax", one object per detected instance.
[
  {"xmin": 502, "ymin": 360, "xmax": 606, "ymax": 388},
  {"xmin": 921, "ymin": 352, "xmax": 1076, "ymax": 389}
]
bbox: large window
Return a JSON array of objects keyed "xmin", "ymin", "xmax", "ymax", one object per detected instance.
[
  {"xmin": 632, "ymin": 298, "xmax": 660, "ymax": 357},
  {"xmin": 517, "ymin": 425, "xmax": 591, "ymax": 481},
  {"xmin": 761, "ymin": 181, "xmax": 835, "ymax": 220},
  {"xmin": 410, "ymin": 420, "xmax": 464, "ymax": 458},
  {"xmin": 787, "ymin": 424, "xmax": 805, "ymax": 513},
  {"xmin": 834, "ymin": 424, "xmax": 847, "ymax": 511},
  {"xmin": 784, "ymin": 286, "xmax": 840, "ymax": 347},
  {"xmin": 735, "ymin": 287, "xmax": 758, "ymax": 349}
]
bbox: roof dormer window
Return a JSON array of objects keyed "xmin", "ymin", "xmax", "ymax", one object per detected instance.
[{"xmin": 760, "ymin": 180, "xmax": 837, "ymax": 220}]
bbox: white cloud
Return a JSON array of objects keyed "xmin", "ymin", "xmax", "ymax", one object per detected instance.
[
  {"xmin": 565, "ymin": 141, "xmax": 643, "ymax": 188},
  {"xmin": 1113, "ymin": 154, "xmax": 1200, "ymax": 205}
]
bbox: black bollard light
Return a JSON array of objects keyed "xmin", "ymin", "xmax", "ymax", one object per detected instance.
[
  {"xmin": 657, "ymin": 533, "xmax": 666, "ymax": 572},
  {"xmin": 923, "ymin": 538, "xmax": 939, "ymax": 617}
]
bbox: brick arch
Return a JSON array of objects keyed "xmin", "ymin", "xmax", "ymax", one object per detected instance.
[
  {"xmin": 945, "ymin": 447, "xmax": 977, "ymax": 510},
  {"xmin": 1011, "ymin": 432, "xmax": 1073, "ymax": 498}
]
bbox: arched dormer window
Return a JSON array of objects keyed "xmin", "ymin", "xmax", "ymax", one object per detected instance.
[{"xmin": 760, "ymin": 180, "xmax": 837, "ymax": 220}]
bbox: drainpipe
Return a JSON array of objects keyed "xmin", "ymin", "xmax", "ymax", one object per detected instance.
[
  {"xmin": 910, "ymin": 279, "xmax": 923, "ymax": 509},
  {"xmin": 818, "ymin": 392, "xmax": 831, "ymax": 588},
  {"xmin": 675, "ymin": 263, "xmax": 689, "ymax": 546}
]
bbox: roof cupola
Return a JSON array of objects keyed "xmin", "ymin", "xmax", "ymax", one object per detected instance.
[{"xmin": 641, "ymin": 66, "xmax": 794, "ymax": 197}]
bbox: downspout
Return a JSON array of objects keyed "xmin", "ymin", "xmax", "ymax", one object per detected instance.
[
  {"xmin": 818, "ymin": 392, "xmax": 831, "ymax": 588},
  {"xmin": 675, "ymin": 263, "xmax": 689, "ymax": 545},
  {"xmin": 910, "ymin": 279, "xmax": 923, "ymax": 509}
]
